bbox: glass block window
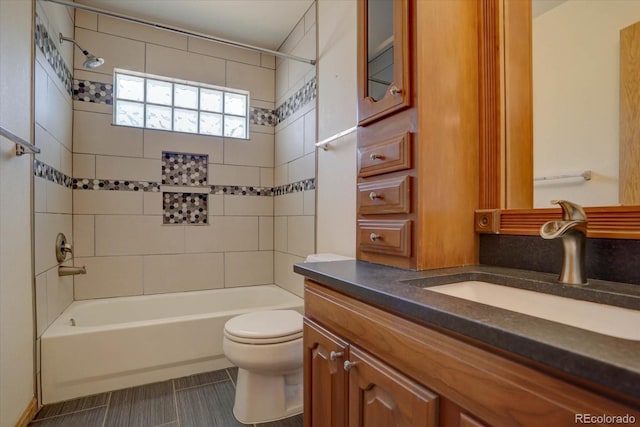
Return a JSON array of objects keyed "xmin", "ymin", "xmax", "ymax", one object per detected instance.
[{"xmin": 113, "ymin": 69, "xmax": 249, "ymax": 139}]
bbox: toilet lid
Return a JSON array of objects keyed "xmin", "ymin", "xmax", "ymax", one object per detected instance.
[{"xmin": 224, "ymin": 310, "xmax": 303, "ymax": 344}]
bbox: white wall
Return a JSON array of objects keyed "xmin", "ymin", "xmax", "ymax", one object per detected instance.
[
  {"xmin": 274, "ymin": 3, "xmax": 317, "ymax": 297},
  {"xmin": 316, "ymin": 0, "xmax": 357, "ymax": 257},
  {"xmin": 533, "ymin": 1, "xmax": 640, "ymax": 207},
  {"xmin": 0, "ymin": 1, "xmax": 35, "ymax": 424}
]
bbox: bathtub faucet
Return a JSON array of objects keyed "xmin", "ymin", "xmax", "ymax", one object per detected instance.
[
  {"xmin": 58, "ymin": 266, "xmax": 87, "ymax": 276},
  {"xmin": 539, "ymin": 200, "xmax": 588, "ymax": 285}
]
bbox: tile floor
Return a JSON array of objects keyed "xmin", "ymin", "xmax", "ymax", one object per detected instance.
[{"xmin": 29, "ymin": 367, "xmax": 303, "ymax": 427}]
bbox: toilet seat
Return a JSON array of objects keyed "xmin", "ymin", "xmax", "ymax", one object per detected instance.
[{"xmin": 224, "ymin": 310, "xmax": 303, "ymax": 345}]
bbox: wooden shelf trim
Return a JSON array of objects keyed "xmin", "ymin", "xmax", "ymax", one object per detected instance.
[{"xmin": 476, "ymin": 206, "xmax": 640, "ymax": 239}]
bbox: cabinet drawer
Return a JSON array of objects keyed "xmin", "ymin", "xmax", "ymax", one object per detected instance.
[
  {"xmin": 358, "ymin": 175, "xmax": 410, "ymax": 214},
  {"xmin": 357, "ymin": 133, "xmax": 411, "ymax": 177},
  {"xmin": 358, "ymin": 219, "xmax": 411, "ymax": 257}
]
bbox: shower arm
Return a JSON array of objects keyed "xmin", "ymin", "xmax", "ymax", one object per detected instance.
[{"xmin": 59, "ymin": 33, "xmax": 90, "ymax": 55}]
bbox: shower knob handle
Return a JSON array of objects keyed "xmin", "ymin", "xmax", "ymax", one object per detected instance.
[{"xmin": 55, "ymin": 232, "xmax": 74, "ymax": 262}]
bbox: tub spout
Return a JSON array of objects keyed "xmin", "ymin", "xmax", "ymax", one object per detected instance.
[
  {"xmin": 58, "ymin": 266, "xmax": 87, "ymax": 276},
  {"xmin": 539, "ymin": 200, "xmax": 588, "ymax": 285}
]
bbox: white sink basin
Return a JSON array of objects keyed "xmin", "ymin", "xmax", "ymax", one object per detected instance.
[{"xmin": 425, "ymin": 281, "xmax": 640, "ymax": 340}]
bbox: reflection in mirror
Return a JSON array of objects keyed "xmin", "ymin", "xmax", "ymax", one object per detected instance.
[
  {"xmin": 532, "ymin": 0, "xmax": 640, "ymax": 208},
  {"xmin": 367, "ymin": 0, "xmax": 394, "ymax": 101}
]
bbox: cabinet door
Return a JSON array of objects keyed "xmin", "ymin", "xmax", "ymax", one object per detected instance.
[
  {"xmin": 303, "ymin": 319, "xmax": 349, "ymax": 427},
  {"xmin": 347, "ymin": 346, "xmax": 438, "ymax": 427},
  {"xmin": 357, "ymin": 0, "xmax": 412, "ymax": 125}
]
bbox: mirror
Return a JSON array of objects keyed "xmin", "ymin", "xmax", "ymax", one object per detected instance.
[
  {"xmin": 531, "ymin": 0, "xmax": 640, "ymax": 208},
  {"xmin": 367, "ymin": 0, "xmax": 394, "ymax": 101}
]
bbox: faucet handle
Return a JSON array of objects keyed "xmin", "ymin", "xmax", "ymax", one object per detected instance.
[{"xmin": 551, "ymin": 200, "xmax": 587, "ymax": 221}]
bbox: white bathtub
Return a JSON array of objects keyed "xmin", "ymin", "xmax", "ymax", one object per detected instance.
[{"xmin": 41, "ymin": 285, "xmax": 304, "ymax": 404}]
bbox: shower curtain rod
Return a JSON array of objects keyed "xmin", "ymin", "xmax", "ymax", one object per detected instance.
[{"xmin": 42, "ymin": 0, "xmax": 316, "ymax": 65}]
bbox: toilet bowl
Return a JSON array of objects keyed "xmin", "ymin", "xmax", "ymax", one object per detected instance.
[{"xmin": 222, "ymin": 310, "xmax": 303, "ymax": 424}]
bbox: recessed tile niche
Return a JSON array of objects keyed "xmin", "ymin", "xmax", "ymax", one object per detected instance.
[
  {"xmin": 163, "ymin": 192, "xmax": 208, "ymax": 225},
  {"xmin": 162, "ymin": 152, "xmax": 208, "ymax": 186},
  {"xmin": 162, "ymin": 151, "xmax": 209, "ymax": 225}
]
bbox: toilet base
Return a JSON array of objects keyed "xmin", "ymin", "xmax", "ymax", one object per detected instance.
[{"xmin": 232, "ymin": 368, "xmax": 303, "ymax": 424}]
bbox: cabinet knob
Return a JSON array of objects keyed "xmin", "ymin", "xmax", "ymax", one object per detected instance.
[
  {"xmin": 369, "ymin": 192, "xmax": 382, "ymax": 201},
  {"xmin": 329, "ymin": 351, "xmax": 343, "ymax": 361},
  {"xmin": 369, "ymin": 233, "xmax": 382, "ymax": 242},
  {"xmin": 369, "ymin": 153, "xmax": 385, "ymax": 161},
  {"xmin": 389, "ymin": 85, "xmax": 401, "ymax": 96},
  {"xmin": 343, "ymin": 360, "xmax": 358, "ymax": 371}
]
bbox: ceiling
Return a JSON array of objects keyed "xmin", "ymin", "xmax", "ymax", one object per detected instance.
[{"xmin": 76, "ymin": 0, "xmax": 314, "ymax": 51}]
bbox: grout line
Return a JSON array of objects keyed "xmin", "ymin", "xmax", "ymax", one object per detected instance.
[
  {"xmin": 101, "ymin": 392, "xmax": 111, "ymax": 427},
  {"xmin": 172, "ymin": 379, "xmax": 181, "ymax": 427},
  {"xmin": 92, "ymin": 212, "xmax": 96, "ymax": 258},
  {"xmin": 31, "ymin": 404, "xmax": 109, "ymax": 423},
  {"xmin": 175, "ymin": 377, "xmax": 232, "ymax": 393},
  {"xmin": 226, "ymin": 368, "xmax": 237, "ymax": 388}
]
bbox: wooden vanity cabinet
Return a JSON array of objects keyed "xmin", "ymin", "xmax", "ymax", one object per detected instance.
[
  {"xmin": 304, "ymin": 318, "xmax": 438, "ymax": 427},
  {"xmin": 356, "ymin": 0, "xmax": 479, "ymax": 271},
  {"xmin": 303, "ymin": 320, "xmax": 349, "ymax": 427},
  {"xmin": 303, "ymin": 279, "xmax": 640, "ymax": 427}
]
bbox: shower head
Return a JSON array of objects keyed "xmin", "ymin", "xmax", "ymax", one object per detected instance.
[
  {"xmin": 82, "ymin": 53, "xmax": 105, "ymax": 69},
  {"xmin": 59, "ymin": 33, "xmax": 104, "ymax": 69}
]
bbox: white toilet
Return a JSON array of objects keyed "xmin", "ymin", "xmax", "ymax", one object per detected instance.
[{"xmin": 222, "ymin": 309, "xmax": 304, "ymax": 424}]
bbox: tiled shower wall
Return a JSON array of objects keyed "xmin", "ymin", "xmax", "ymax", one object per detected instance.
[
  {"xmin": 71, "ymin": 10, "xmax": 278, "ymax": 299},
  {"xmin": 274, "ymin": 5, "xmax": 318, "ymax": 297},
  {"xmin": 33, "ymin": 2, "xmax": 75, "ymax": 340}
]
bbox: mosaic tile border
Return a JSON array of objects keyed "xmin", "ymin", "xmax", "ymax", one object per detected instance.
[
  {"xmin": 34, "ymin": 160, "xmax": 73, "ymax": 188},
  {"xmin": 76, "ymin": 81, "xmax": 278, "ymax": 127},
  {"xmin": 273, "ymin": 178, "xmax": 316, "ymax": 196},
  {"xmin": 35, "ymin": 13, "xmax": 73, "ymax": 96},
  {"xmin": 210, "ymin": 185, "xmax": 274, "ymax": 196},
  {"xmin": 73, "ymin": 80, "xmax": 113, "ymax": 104},
  {"xmin": 250, "ymin": 107, "xmax": 278, "ymax": 126},
  {"xmin": 275, "ymin": 77, "xmax": 317, "ymax": 125},
  {"xmin": 73, "ymin": 178, "xmax": 160, "ymax": 192},
  {"xmin": 71, "ymin": 178, "xmax": 315, "ymax": 196},
  {"xmin": 163, "ymin": 192, "xmax": 208, "ymax": 225},
  {"xmin": 71, "ymin": 76, "xmax": 316, "ymax": 128}
]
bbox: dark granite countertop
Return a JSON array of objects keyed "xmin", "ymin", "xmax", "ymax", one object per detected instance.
[{"xmin": 293, "ymin": 260, "xmax": 640, "ymax": 400}]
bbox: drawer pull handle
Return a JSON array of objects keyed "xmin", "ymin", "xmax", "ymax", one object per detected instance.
[
  {"xmin": 369, "ymin": 192, "xmax": 382, "ymax": 201},
  {"xmin": 330, "ymin": 351, "xmax": 343, "ymax": 361},
  {"xmin": 369, "ymin": 153, "xmax": 385, "ymax": 161},
  {"xmin": 344, "ymin": 360, "xmax": 358, "ymax": 371},
  {"xmin": 389, "ymin": 85, "xmax": 401, "ymax": 96},
  {"xmin": 370, "ymin": 233, "xmax": 382, "ymax": 242}
]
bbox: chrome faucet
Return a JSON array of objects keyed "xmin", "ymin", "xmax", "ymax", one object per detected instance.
[{"xmin": 539, "ymin": 200, "xmax": 588, "ymax": 285}]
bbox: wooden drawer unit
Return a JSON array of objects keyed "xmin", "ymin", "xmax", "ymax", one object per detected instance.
[
  {"xmin": 357, "ymin": 219, "xmax": 412, "ymax": 257},
  {"xmin": 357, "ymin": 132, "xmax": 411, "ymax": 177},
  {"xmin": 358, "ymin": 175, "xmax": 411, "ymax": 215},
  {"xmin": 354, "ymin": 0, "xmax": 480, "ymax": 271}
]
